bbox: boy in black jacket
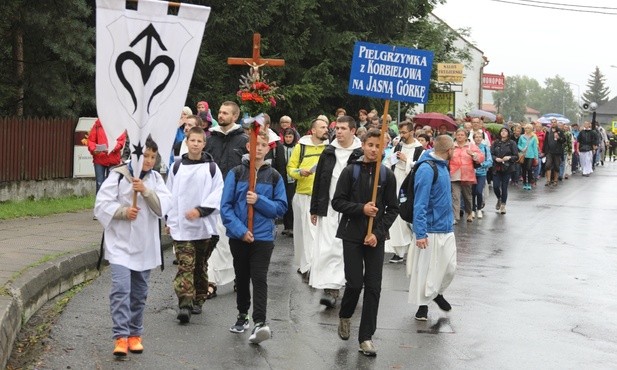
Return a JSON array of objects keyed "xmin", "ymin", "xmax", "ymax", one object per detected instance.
[{"xmin": 331, "ymin": 129, "xmax": 399, "ymax": 356}]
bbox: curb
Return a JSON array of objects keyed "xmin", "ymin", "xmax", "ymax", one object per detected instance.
[{"xmin": 0, "ymin": 236, "xmax": 172, "ymax": 369}]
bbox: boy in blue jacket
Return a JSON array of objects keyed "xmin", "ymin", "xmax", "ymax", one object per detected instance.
[{"xmin": 221, "ymin": 129, "xmax": 287, "ymax": 344}]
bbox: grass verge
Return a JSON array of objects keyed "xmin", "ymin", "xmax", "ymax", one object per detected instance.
[
  {"xmin": 6, "ymin": 281, "xmax": 90, "ymax": 370},
  {"xmin": 0, "ymin": 195, "xmax": 95, "ymax": 220}
]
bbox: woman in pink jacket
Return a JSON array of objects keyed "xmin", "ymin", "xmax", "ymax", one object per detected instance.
[
  {"xmin": 450, "ymin": 128, "xmax": 484, "ymax": 223},
  {"xmin": 88, "ymin": 119, "xmax": 127, "ymax": 194}
]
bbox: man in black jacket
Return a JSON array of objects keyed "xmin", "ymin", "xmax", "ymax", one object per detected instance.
[
  {"xmin": 204, "ymin": 101, "xmax": 248, "ymax": 296},
  {"xmin": 309, "ymin": 116, "xmax": 362, "ymax": 308},
  {"xmin": 206, "ymin": 101, "xmax": 248, "ymax": 177},
  {"xmin": 331, "ymin": 129, "xmax": 399, "ymax": 356},
  {"xmin": 542, "ymin": 119, "xmax": 566, "ymax": 186},
  {"xmin": 577, "ymin": 121, "xmax": 598, "ymax": 176}
]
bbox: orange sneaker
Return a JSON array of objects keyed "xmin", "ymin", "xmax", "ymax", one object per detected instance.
[
  {"xmin": 113, "ymin": 337, "xmax": 128, "ymax": 357},
  {"xmin": 128, "ymin": 336, "xmax": 144, "ymax": 353}
]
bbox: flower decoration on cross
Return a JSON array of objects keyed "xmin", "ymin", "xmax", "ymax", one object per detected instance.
[{"xmin": 237, "ymin": 70, "xmax": 284, "ymax": 126}]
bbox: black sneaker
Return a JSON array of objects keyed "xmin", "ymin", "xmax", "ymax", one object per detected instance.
[
  {"xmin": 191, "ymin": 304, "xmax": 202, "ymax": 315},
  {"xmin": 229, "ymin": 313, "xmax": 250, "ymax": 333},
  {"xmin": 249, "ymin": 322, "xmax": 271, "ymax": 344},
  {"xmin": 177, "ymin": 308, "xmax": 191, "ymax": 324},
  {"xmin": 415, "ymin": 305, "xmax": 428, "ymax": 321},
  {"xmin": 433, "ymin": 294, "xmax": 452, "ymax": 311},
  {"xmin": 389, "ymin": 255, "xmax": 404, "ymax": 263},
  {"xmin": 319, "ymin": 291, "xmax": 336, "ymax": 308}
]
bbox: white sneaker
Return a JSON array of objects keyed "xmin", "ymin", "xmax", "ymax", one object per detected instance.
[
  {"xmin": 470, "ymin": 211, "xmax": 475, "ymax": 219},
  {"xmin": 477, "ymin": 210, "xmax": 483, "ymax": 219},
  {"xmin": 249, "ymin": 323, "xmax": 271, "ymax": 344}
]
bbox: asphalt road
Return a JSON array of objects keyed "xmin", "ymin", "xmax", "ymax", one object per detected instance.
[{"xmin": 33, "ymin": 162, "xmax": 617, "ymax": 369}]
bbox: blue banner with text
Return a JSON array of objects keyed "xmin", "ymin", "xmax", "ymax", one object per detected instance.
[{"xmin": 348, "ymin": 41, "xmax": 434, "ymax": 104}]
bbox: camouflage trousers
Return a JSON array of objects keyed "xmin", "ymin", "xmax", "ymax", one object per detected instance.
[{"xmin": 173, "ymin": 239, "xmax": 214, "ymax": 309}]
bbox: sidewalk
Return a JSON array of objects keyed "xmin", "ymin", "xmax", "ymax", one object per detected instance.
[{"xmin": 0, "ymin": 209, "xmax": 170, "ymax": 368}]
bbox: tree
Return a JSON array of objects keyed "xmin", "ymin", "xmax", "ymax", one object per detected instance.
[
  {"xmin": 492, "ymin": 75, "xmax": 578, "ymax": 122},
  {"xmin": 537, "ymin": 76, "xmax": 577, "ymax": 120},
  {"xmin": 492, "ymin": 75, "xmax": 541, "ymax": 122},
  {"xmin": 1, "ymin": 0, "xmax": 464, "ymax": 121},
  {"xmin": 187, "ymin": 0, "xmax": 449, "ymax": 124},
  {"xmin": 582, "ymin": 66, "xmax": 610, "ymax": 105},
  {"xmin": 0, "ymin": 0, "xmax": 94, "ymax": 117}
]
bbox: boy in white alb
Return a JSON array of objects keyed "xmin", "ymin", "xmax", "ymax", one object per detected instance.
[
  {"xmin": 166, "ymin": 126, "xmax": 224, "ymax": 324},
  {"xmin": 95, "ymin": 138, "xmax": 172, "ymax": 357}
]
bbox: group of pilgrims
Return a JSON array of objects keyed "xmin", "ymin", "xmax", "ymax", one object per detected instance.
[{"xmin": 95, "ymin": 99, "xmax": 612, "ymax": 359}]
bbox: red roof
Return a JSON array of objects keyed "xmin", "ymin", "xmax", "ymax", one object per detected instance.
[
  {"xmin": 482, "ymin": 103, "xmax": 497, "ymax": 113},
  {"xmin": 525, "ymin": 106, "xmax": 540, "ymax": 114}
]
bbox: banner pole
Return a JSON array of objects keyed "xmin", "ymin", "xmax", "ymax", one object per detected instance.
[{"xmin": 366, "ymin": 99, "xmax": 390, "ymax": 239}]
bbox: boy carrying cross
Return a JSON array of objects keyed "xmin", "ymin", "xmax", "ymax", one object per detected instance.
[{"xmin": 221, "ymin": 129, "xmax": 287, "ymax": 344}]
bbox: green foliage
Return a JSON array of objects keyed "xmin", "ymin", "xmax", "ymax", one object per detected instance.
[
  {"xmin": 492, "ymin": 75, "xmax": 577, "ymax": 122},
  {"xmin": 0, "ymin": 0, "xmax": 95, "ymax": 117},
  {"xmin": 0, "ymin": 195, "xmax": 94, "ymax": 220},
  {"xmin": 582, "ymin": 66, "xmax": 610, "ymax": 105},
  {"xmin": 0, "ymin": 0, "xmax": 465, "ymax": 122}
]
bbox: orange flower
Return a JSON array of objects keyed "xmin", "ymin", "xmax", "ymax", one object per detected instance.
[{"xmin": 252, "ymin": 93, "xmax": 264, "ymax": 103}]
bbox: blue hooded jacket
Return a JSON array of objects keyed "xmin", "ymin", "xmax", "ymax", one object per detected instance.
[
  {"xmin": 412, "ymin": 150, "xmax": 454, "ymax": 239},
  {"xmin": 220, "ymin": 159, "xmax": 287, "ymax": 242}
]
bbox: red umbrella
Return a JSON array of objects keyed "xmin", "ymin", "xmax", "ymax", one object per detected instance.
[{"xmin": 412, "ymin": 112, "xmax": 458, "ymax": 131}]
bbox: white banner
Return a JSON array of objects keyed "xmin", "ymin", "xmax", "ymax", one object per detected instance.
[{"xmin": 96, "ymin": 0, "xmax": 210, "ymax": 174}]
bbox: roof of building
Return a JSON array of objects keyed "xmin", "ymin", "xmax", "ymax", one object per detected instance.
[
  {"xmin": 482, "ymin": 103, "xmax": 496, "ymax": 113},
  {"xmin": 596, "ymin": 96, "xmax": 617, "ymax": 114},
  {"xmin": 525, "ymin": 106, "xmax": 540, "ymax": 115}
]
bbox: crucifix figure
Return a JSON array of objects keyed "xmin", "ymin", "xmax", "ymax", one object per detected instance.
[
  {"xmin": 227, "ymin": 33, "xmax": 285, "ymax": 232},
  {"xmin": 227, "ymin": 33, "xmax": 285, "ymax": 80}
]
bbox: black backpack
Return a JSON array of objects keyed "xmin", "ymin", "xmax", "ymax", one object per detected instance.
[{"xmin": 398, "ymin": 160, "xmax": 438, "ymax": 223}]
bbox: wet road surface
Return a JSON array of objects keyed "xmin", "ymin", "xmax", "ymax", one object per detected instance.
[{"xmin": 34, "ymin": 163, "xmax": 617, "ymax": 369}]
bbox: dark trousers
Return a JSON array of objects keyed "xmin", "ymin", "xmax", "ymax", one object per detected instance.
[
  {"xmin": 493, "ymin": 171, "xmax": 510, "ymax": 204},
  {"xmin": 339, "ymin": 240, "xmax": 384, "ymax": 343},
  {"xmin": 522, "ymin": 158, "xmax": 534, "ymax": 184},
  {"xmin": 510, "ymin": 163, "xmax": 521, "ymax": 183},
  {"xmin": 283, "ymin": 181, "xmax": 296, "ymax": 230},
  {"xmin": 230, "ymin": 239, "xmax": 274, "ymax": 324}
]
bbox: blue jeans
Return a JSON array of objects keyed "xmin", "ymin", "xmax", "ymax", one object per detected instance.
[
  {"xmin": 94, "ymin": 163, "xmax": 111, "ymax": 194},
  {"xmin": 110, "ymin": 264, "xmax": 151, "ymax": 339},
  {"xmin": 472, "ymin": 175, "xmax": 486, "ymax": 211},
  {"xmin": 493, "ymin": 171, "xmax": 510, "ymax": 204}
]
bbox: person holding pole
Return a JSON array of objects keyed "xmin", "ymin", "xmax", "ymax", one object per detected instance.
[
  {"xmin": 94, "ymin": 138, "xmax": 171, "ymax": 357},
  {"xmin": 221, "ymin": 130, "xmax": 287, "ymax": 344},
  {"xmin": 331, "ymin": 128, "xmax": 399, "ymax": 356}
]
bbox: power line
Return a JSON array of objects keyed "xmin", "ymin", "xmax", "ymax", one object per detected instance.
[
  {"xmin": 518, "ymin": 0, "xmax": 617, "ymax": 10},
  {"xmin": 488, "ymin": 0, "xmax": 617, "ymax": 14}
]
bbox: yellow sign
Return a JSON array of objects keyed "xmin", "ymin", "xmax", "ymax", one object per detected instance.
[
  {"xmin": 425, "ymin": 92, "xmax": 455, "ymax": 114},
  {"xmin": 437, "ymin": 63, "xmax": 464, "ymax": 83}
]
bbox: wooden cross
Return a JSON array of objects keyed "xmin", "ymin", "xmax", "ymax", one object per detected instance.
[
  {"xmin": 227, "ymin": 33, "xmax": 285, "ymax": 79},
  {"xmin": 227, "ymin": 33, "xmax": 285, "ymax": 233}
]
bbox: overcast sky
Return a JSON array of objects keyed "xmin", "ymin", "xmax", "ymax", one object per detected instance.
[{"xmin": 433, "ymin": 0, "xmax": 617, "ymax": 103}]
